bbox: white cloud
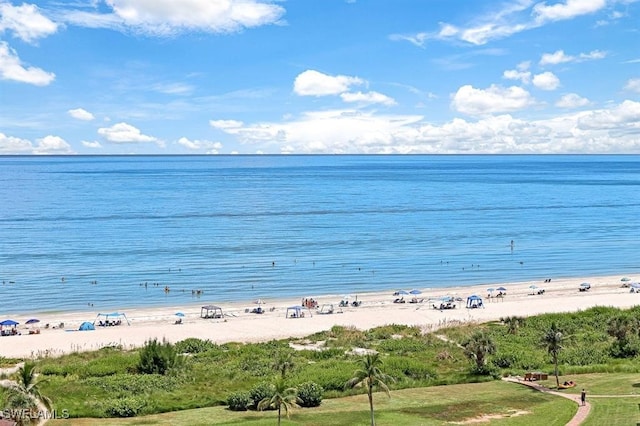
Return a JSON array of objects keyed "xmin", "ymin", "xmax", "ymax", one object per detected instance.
[
  {"xmin": 395, "ymin": 1, "xmax": 611, "ymax": 47},
  {"xmin": 532, "ymin": 71, "xmax": 560, "ymax": 90},
  {"xmin": 340, "ymin": 91, "xmax": 396, "ymax": 106},
  {"xmin": 540, "ymin": 49, "xmax": 607, "ymax": 65},
  {"xmin": 451, "ymin": 84, "xmax": 536, "ymax": 116},
  {"xmin": 210, "ymin": 119, "xmax": 244, "ymax": 129},
  {"xmin": 0, "ymin": 41, "xmax": 55, "ymax": 86},
  {"xmin": 0, "ymin": 132, "xmax": 33, "ymax": 153},
  {"xmin": 0, "ymin": 2, "xmax": 58, "ymax": 43},
  {"xmin": 503, "ymin": 61, "xmax": 531, "ymax": 84},
  {"xmin": 177, "ymin": 137, "xmax": 222, "ymax": 153},
  {"xmin": 213, "ymin": 99, "xmax": 640, "ymax": 154},
  {"xmin": 533, "ymin": 0, "xmax": 606, "ymax": 24},
  {"xmin": 98, "ymin": 122, "xmax": 158, "ymax": 143},
  {"xmin": 65, "ymin": 0, "xmax": 285, "ymax": 36},
  {"xmin": 82, "ymin": 140, "xmax": 102, "ymax": 148},
  {"xmin": 625, "ymin": 78, "xmax": 640, "ymax": 93},
  {"xmin": 540, "ymin": 50, "xmax": 573, "ymax": 65},
  {"xmin": 33, "ymin": 135, "xmax": 74, "ymax": 154},
  {"xmin": 68, "ymin": 108, "xmax": 95, "ymax": 121},
  {"xmin": 293, "ymin": 70, "xmax": 364, "ymax": 96},
  {"xmin": 388, "ymin": 32, "xmax": 428, "ymax": 47},
  {"xmin": 556, "ymin": 93, "xmax": 590, "ymax": 108},
  {"xmin": 152, "ymin": 82, "xmax": 194, "ymax": 95}
]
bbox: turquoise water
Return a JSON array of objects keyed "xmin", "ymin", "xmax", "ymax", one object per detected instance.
[{"xmin": 1, "ymin": 155, "xmax": 638, "ymax": 313}]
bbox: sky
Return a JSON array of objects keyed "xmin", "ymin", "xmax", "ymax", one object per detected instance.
[{"xmin": 0, "ymin": 0, "xmax": 639, "ymax": 155}]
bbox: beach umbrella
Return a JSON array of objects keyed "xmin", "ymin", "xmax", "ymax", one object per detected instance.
[
  {"xmin": 25, "ymin": 318, "xmax": 40, "ymax": 324},
  {"xmin": 0, "ymin": 319, "xmax": 19, "ymax": 326},
  {"xmin": 621, "ymin": 277, "xmax": 631, "ymax": 282},
  {"xmin": 409, "ymin": 289, "xmax": 422, "ymax": 295},
  {"xmin": 175, "ymin": 312, "xmax": 185, "ymax": 317},
  {"xmin": 487, "ymin": 288, "xmax": 495, "ymax": 293},
  {"xmin": 497, "ymin": 287, "xmax": 507, "ymax": 292},
  {"xmin": 254, "ymin": 299, "xmax": 265, "ymax": 305},
  {"xmin": 395, "ymin": 290, "xmax": 408, "ymax": 295},
  {"xmin": 631, "ymin": 283, "xmax": 640, "ymax": 289},
  {"xmin": 529, "ymin": 284, "xmax": 537, "ymax": 289}
]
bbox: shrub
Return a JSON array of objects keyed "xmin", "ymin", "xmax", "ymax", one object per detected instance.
[
  {"xmin": 248, "ymin": 382, "xmax": 274, "ymax": 410},
  {"xmin": 297, "ymin": 382, "xmax": 323, "ymax": 407},
  {"xmin": 175, "ymin": 338, "xmax": 217, "ymax": 354},
  {"xmin": 137, "ymin": 338, "xmax": 181, "ymax": 375},
  {"xmin": 227, "ymin": 391, "xmax": 251, "ymax": 411},
  {"xmin": 102, "ymin": 396, "xmax": 146, "ymax": 417}
]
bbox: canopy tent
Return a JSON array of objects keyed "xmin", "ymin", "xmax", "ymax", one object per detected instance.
[
  {"xmin": 286, "ymin": 305, "xmax": 310, "ymax": 318},
  {"xmin": 94, "ymin": 312, "xmax": 130, "ymax": 326},
  {"xmin": 79, "ymin": 321, "xmax": 95, "ymax": 331},
  {"xmin": 0, "ymin": 319, "xmax": 19, "ymax": 327},
  {"xmin": 201, "ymin": 305, "xmax": 223, "ymax": 319},
  {"xmin": 466, "ymin": 295, "xmax": 484, "ymax": 309}
]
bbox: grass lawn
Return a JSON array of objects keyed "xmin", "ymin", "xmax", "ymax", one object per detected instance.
[
  {"xmin": 48, "ymin": 380, "xmax": 575, "ymax": 426},
  {"xmin": 533, "ymin": 373, "xmax": 640, "ymax": 426}
]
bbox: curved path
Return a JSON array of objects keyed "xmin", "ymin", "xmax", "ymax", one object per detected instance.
[{"xmin": 502, "ymin": 377, "xmax": 591, "ymax": 425}]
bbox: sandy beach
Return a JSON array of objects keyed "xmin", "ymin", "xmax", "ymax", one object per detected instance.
[{"xmin": 1, "ymin": 274, "xmax": 638, "ymax": 359}]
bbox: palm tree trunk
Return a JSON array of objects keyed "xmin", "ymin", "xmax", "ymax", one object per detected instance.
[
  {"xmin": 277, "ymin": 405, "xmax": 282, "ymax": 426},
  {"xmin": 368, "ymin": 384, "xmax": 375, "ymax": 426},
  {"xmin": 553, "ymin": 354, "xmax": 559, "ymax": 388}
]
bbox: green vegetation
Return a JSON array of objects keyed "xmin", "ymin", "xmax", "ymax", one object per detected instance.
[
  {"xmin": 6, "ymin": 305, "xmax": 640, "ymax": 424},
  {"xmin": 345, "ymin": 353, "xmax": 394, "ymax": 426},
  {"xmin": 47, "ymin": 381, "xmax": 576, "ymax": 425}
]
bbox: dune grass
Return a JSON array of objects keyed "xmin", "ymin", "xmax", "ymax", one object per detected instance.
[{"xmin": 48, "ymin": 380, "xmax": 575, "ymax": 425}]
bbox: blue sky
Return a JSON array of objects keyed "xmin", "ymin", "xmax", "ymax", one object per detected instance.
[{"xmin": 1, "ymin": 0, "xmax": 639, "ymax": 155}]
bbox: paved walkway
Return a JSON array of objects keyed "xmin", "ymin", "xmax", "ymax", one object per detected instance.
[{"xmin": 502, "ymin": 377, "xmax": 591, "ymax": 425}]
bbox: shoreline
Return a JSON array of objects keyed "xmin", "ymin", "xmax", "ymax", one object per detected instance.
[{"xmin": 0, "ymin": 273, "xmax": 637, "ymax": 359}]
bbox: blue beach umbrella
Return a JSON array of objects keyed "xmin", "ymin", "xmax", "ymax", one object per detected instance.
[
  {"xmin": 395, "ymin": 290, "xmax": 408, "ymax": 295},
  {"xmin": 25, "ymin": 318, "xmax": 40, "ymax": 324},
  {"xmin": 621, "ymin": 277, "xmax": 631, "ymax": 282},
  {"xmin": 497, "ymin": 287, "xmax": 507, "ymax": 292},
  {"xmin": 409, "ymin": 289, "xmax": 422, "ymax": 295},
  {"xmin": 175, "ymin": 312, "xmax": 185, "ymax": 317}
]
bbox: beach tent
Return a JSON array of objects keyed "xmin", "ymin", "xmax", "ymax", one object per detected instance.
[
  {"xmin": 286, "ymin": 305, "xmax": 310, "ymax": 318},
  {"xmin": 201, "ymin": 305, "xmax": 223, "ymax": 319},
  {"xmin": 94, "ymin": 312, "xmax": 130, "ymax": 326},
  {"xmin": 466, "ymin": 295, "xmax": 484, "ymax": 309},
  {"xmin": 79, "ymin": 321, "xmax": 95, "ymax": 331},
  {"xmin": 0, "ymin": 319, "xmax": 19, "ymax": 327}
]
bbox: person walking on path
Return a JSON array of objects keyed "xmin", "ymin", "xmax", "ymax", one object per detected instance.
[{"xmin": 580, "ymin": 388, "xmax": 586, "ymax": 406}]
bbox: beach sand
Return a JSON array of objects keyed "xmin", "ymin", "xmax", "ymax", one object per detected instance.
[{"xmin": 1, "ymin": 274, "xmax": 638, "ymax": 359}]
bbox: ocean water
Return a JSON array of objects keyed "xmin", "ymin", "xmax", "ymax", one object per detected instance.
[{"xmin": 1, "ymin": 155, "xmax": 639, "ymax": 314}]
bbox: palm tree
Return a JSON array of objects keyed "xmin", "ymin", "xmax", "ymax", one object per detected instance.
[
  {"xmin": 257, "ymin": 378, "xmax": 299, "ymax": 426},
  {"xmin": 500, "ymin": 316, "xmax": 526, "ymax": 335},
  {"xmin": 272, "ymin": 350, "xmax": 295, "ymax": 379},
  {"xmin": 12, "ymin": 361, "xmax": 52, "ymax": 410},
  {"xmin": 462, "ymin": 330, "xmax": 496, "ymax": 371},
  {"xmin": 541, "ymin": 322, "xmax": 565, "ymax": 388},
  {"xmin": 345, "ymin": 353, "xmax": 395, "ymax": 426}
]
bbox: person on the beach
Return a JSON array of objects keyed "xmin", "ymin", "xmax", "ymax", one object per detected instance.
[{"xmin": 580, "ymin": 389, "xmax": 586, "ymax": 406}]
